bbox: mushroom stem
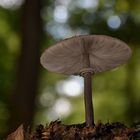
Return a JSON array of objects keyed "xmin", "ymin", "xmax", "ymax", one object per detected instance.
[{"xmin": 83, "ymin": 72, "xmax": 94, "ymax": 127}]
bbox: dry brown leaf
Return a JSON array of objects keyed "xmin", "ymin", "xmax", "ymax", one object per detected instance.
[
  {"xmin": 114, "ymin": 136, "xmax": 129, "ymax": 140},
  {"xmin": 6, "ymin": 125, "xmax": 24, "ymax": 140}
]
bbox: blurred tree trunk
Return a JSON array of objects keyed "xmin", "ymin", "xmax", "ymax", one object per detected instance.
[{"xmin": 8, "ymin": 0, "xmax": 42, "ymax": 132}]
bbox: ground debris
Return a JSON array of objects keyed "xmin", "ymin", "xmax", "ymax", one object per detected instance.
[
  {"xmin": 6, "ymin": 121, "xmax": 140, "ymax": 140},
  {"xmin": 31, "ymin": 121, "xmax": 140, "ymax": 140}
]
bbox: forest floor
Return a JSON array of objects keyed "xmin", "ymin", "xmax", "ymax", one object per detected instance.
[{"xmin": 7, "ymin": 120, "xmax": 140, "ymax": 140}]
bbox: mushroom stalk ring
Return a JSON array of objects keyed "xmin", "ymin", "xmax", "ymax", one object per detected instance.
[{"xmin": 79, "ymin": 68, "xmax": 94, "ymax": 76}]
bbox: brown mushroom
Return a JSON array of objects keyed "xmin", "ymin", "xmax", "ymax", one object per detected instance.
[{"xmin": 40, "ymin": 35, "xmax": 132, "ymax": 127}]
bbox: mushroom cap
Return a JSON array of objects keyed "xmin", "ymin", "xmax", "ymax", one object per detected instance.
[{"xmin": 40, "ymin": 35, "xmax": 132, "ymax": 75}]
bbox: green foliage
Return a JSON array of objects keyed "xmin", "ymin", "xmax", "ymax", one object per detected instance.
[{"xmin": 0, "ymin": 7, "xmax": 21, "ymax": 137}]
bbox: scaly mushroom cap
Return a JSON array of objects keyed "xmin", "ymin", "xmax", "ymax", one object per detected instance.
[{"xmin": 40, "ymin": 35, "xmax": 132, "ymax": 75}]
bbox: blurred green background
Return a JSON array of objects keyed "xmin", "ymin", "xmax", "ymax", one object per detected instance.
[{"xmin": 0, "ymin": 0, "xmax": 140, "ymax": 138}]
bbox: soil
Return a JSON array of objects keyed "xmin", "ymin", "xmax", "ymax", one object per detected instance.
[{"xmin": 7, "ymin": 120, "xmax": 140, "ymax": 140}]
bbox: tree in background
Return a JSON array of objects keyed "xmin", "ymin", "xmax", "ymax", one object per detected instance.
[{"xmin": 7, "ymin": 0, "xmax": 42, "ymax": 133}]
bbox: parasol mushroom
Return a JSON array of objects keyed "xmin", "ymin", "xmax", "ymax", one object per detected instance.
[{"xmin": 40, "ymin": 35, "xmax": 132, "ymax": 127}]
